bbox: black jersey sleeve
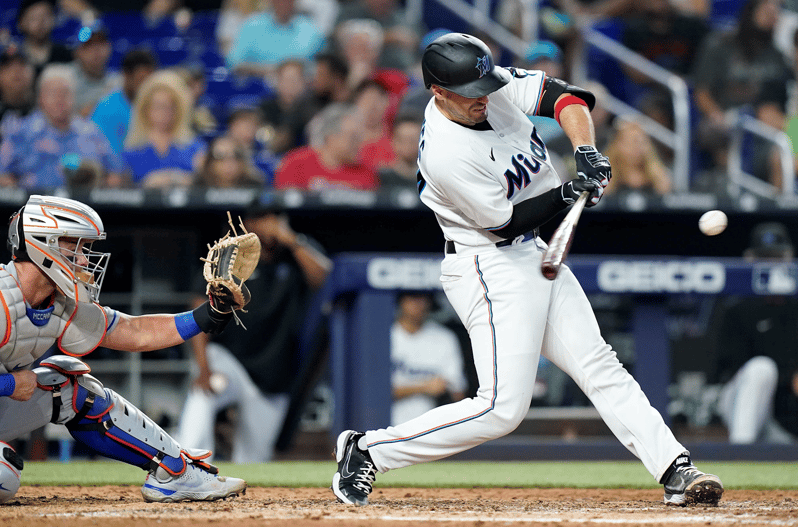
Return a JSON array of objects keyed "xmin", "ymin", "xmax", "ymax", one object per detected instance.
[{"xmin": 488, "ymin": 187, "xmax": 568, "ymax": 239}]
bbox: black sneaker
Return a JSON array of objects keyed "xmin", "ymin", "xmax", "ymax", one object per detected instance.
[
  {"xmin": 331, "ymin": 430, "xmax": 377, "ymax": 506},
  {"xmin": 662, "ymin": 452, "xmax": 724, "ymax": 506}
]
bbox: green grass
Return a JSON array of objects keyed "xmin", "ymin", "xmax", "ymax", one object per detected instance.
[{"xmin": 21, "ymin": 460, "xmax": 798, "ymax": 490}]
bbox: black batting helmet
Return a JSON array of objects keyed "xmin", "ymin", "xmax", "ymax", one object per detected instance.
[{"xmin": 421, "ymin": 33, "xmax": 511, "ymax": 98}]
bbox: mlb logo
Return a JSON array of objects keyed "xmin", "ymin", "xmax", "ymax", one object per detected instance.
[{"xmin": 752, "ymin": 263, "xmax": 798, "ymax": 295}]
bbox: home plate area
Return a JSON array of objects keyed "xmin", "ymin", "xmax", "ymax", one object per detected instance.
[{"xmin": 2, "ymin": 487, "xmax": 796, "ymax": 526}]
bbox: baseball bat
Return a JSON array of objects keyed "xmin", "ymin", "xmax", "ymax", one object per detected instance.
[{"xmin": 540, "ymin": 191, "xmax": 590, "ymax": 280}]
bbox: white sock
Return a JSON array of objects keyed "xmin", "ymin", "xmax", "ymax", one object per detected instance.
[{"xmin": 357, "ymin": 436, "xmax": 368, "ymax": 451}]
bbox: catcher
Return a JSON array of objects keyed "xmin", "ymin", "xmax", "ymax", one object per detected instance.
[{"xmin": 0, "ymin": 194, "xmax": 259, "ymax": 503}]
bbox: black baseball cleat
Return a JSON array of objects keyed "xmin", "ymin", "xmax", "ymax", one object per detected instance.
[
  {"xmin": 331, "ymin": 430, "xmax": 377, "ymax": 506},
  {"xmin": 662, "ymin": 452, "xmax": 723, "ymax": 506}
]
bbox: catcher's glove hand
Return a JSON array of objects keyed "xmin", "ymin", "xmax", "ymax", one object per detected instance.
[{"xmin": 202, "ymin": 212, "xmax": 261, "ymax": 317}]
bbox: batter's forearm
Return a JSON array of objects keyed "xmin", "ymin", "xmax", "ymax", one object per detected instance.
[
  {"xmin": 490, "ymin": 187, "xmax": 568, "ymax": 240},
  {"xmin": 559, "ymin": 103, "xmax": 596, "ymax": 149}
]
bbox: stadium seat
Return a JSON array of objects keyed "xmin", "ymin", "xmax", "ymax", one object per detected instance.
[{"xmin": 710, "ymin": 0, "xmax": 745, "ymax": 30}]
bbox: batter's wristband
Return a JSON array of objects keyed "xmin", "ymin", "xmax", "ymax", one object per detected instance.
[
  {"xmin": 554, "ymin": 95, "xmax": 589, "ymax": 125},
  {"xmin": 174, "ymin": 311, "xmax": 202, "ymax": 341},
  {"xmin": 0, "ymin": 373, "xmax": 15, "ymax": 397}
]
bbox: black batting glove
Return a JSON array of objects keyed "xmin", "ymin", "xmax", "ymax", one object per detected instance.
[
  {"xmin": 561, "ymin": 178, "xmax": 602, "ymax": 207},
  {"xmin": 574, "ymin": 145, "xmax": 612, "ymax": 189}
]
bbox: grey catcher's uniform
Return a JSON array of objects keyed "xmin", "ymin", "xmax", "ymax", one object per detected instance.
[{"xmin": 0, "ymin": 194, "xmax": 246, "ymax": 504}]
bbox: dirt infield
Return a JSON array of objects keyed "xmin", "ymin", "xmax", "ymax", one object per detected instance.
[{"xmin": 2, "ymin": 487, "xmax": 796, "ymax": 526}]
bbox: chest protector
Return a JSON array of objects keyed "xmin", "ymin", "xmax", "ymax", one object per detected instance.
[{"xmin": 0, "ymin": 264, "xmax": 107, "ymax": 372}]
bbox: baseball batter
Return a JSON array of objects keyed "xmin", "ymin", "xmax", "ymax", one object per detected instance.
[
  {"xmin": 332, "ymin": 33, "xmax": 724, "ymax": 507},
  {"xmin": 0, "ymin": 195, "xmax": 247, "ymax": 503}
]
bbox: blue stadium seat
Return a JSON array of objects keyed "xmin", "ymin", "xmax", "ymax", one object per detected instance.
[
  {"xmin": 710, "ymin": 0, "xmax": 745, "ymax": 30},
  {"xmin": 155, "ymin": 36, "xmax": 189, "ymax": 66},
  {"xmin": 50, "ymin": 16, "xmax": 81, "ymax": 44},
  {"xmin": 186, "ymin": 11, "xmax": 218, "ymax": 40},
  {"xmin": 585, "ymin": 19, "xmax": 633, "ymax": 103},
  {"xmin": 205, "ymin": 68, "xmax": 275, "ymax": 123}
]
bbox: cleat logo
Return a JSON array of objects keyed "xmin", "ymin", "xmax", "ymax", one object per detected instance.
[
  {"xmin": 475, "ymin": 55, "xmax": 490, "ymax": 78},
  {"xmin": 340, "ymin": 444, "xmax": 356, "ymax": 479}
]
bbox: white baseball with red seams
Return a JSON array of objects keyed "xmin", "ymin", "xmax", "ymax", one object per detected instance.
[
  {"xmin": 699, "ymin": 210, "xmax": 727, "ymax": 236},
  {"xmin": 360, "ymin": 66, "xmax": 688, "ymax": 484}
]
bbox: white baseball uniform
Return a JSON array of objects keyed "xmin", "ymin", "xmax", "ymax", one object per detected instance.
[
  {"xmin": 363, "ymin": 67, "xmax": 687, "ymax": 483},
  {"xmin": 390, "ymin": 320, "xmax": 467, "ymax": 425}
]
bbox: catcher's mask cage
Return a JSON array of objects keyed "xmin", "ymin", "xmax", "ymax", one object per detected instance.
[
  {"xmin": 7, "ymin": 195, "xmax": 110, "ymax": 303},
  {"xmin": 421, "ymin": 32, "xmax": 511, "ymax": 98}
]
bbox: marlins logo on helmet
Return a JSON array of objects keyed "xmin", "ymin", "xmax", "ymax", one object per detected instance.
[{"xmin": 475, "ymin": 55, "xmax": 490, "ymax": 78}]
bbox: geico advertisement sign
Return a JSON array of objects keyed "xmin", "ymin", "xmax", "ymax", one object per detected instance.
[
  {"xmin": 597, "ymin": 261, "xmax": 725, "ymax": 293},
  {"xmin": 367, "ymin": 258, "xmax": 442, "ymax": 289}
]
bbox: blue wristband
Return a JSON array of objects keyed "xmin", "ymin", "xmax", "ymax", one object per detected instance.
[
  {"xmin": 0, "ymin": 373, "xmax": 15, "ymax": 397},
  {"xmin": 174, "ymin": 311, "xmax": 202, "ymax": 341}
]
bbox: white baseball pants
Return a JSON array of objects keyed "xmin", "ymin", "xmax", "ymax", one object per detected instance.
[
  {"xmin": 718, "ymin": 356, "xmax": 795, "ymax": 444},
  {"xmin": 365, "ymin": 241, "xmax": 685, "ymax": 482},
  {"xmin": 176, "ymin": 343, "xmax": 290, "ymax": 463}
]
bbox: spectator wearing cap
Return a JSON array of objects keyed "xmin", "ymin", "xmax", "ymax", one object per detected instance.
[
  {"xmin": 226, "ymin": 0, "xmax": 324, "ymax": 79},
  {"xmin": 274, "ymin": 103, "xmax": 377, "ymax": 191},
  {"xmin": 712, "ymin": 222, "xmax": 798, "ymax": 444},
  {"xmin": 226, "ymin": 106, "xmax": 278, "ymax": 184},
  {"xmin": 0, "ymin": 63, "xmax": 126, "ymax": 189},
  {"xmin": 0, "ymin": 43, "xmax": 35, "ymax": 142},
  {"xmin": 68, "ymin": 21, "xmax": 121, "ymax": 118},
  {"xmin": 15, "ymin": 0, "xmax": 73, "ymax": 79},
  {"xmin": 91, "ymin": 48, "xmax": 159, "ymax": 155}
]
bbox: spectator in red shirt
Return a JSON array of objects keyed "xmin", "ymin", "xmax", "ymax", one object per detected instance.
[
  {"xmin": 355, "ymin": 79, "xmax": 393, "ymax": 172},
  {"xmin": 274, "ymin": 103, "xmax": 377, "ymax": 191}
]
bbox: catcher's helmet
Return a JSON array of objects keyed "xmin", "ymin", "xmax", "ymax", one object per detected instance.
[
  {"xmin": 422, "ymin": 33, "xmax": 511, "ymax": 98},
  {"xmin": 8, "ymin": 195, "xmax": 110, "ymax": 303},
  {"xmin": 0, "ymin": 442, "xmax": 22, "ymax": 504}
]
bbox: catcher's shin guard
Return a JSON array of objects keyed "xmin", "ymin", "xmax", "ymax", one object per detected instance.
[{"xmin": 35, "ymin": 356, "xmax": 197, "ymax": 476}]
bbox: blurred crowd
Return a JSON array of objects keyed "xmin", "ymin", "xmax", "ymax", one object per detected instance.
[{"xmin": 0, "ymin": 0, "xmax": 797, "ymax": 196}]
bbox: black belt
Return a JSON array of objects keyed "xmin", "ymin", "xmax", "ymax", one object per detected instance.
[{"xmin": 445, "ymin": 229, "xmax": 539, "ymax": 254}]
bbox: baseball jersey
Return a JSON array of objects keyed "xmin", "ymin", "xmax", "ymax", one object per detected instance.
[
  {"xmin": 390, "ymin": 320, "xmax": 467, "ymax": 425},
  {"xmin": 417, "ymin": 67, "xmax": 563, "ymax": 247}
]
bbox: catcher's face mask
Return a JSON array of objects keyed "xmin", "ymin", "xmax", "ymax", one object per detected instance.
[{"xmin": 9, "ymin": 195, "xmax": 110, "ymax": 303}]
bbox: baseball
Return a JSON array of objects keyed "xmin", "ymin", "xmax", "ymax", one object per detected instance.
[
  {"xmin": 209, "ymin": 373, "xmax": 228, "ymax": 394},
  {"xmin": 698, "ymin": 210, "xmax": 727, "ymax": 236}
]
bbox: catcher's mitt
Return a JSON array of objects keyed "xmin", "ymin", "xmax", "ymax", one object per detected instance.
[{"xmin": 202, "ymin": 212, "xmax": 261, "ymax": 315}]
